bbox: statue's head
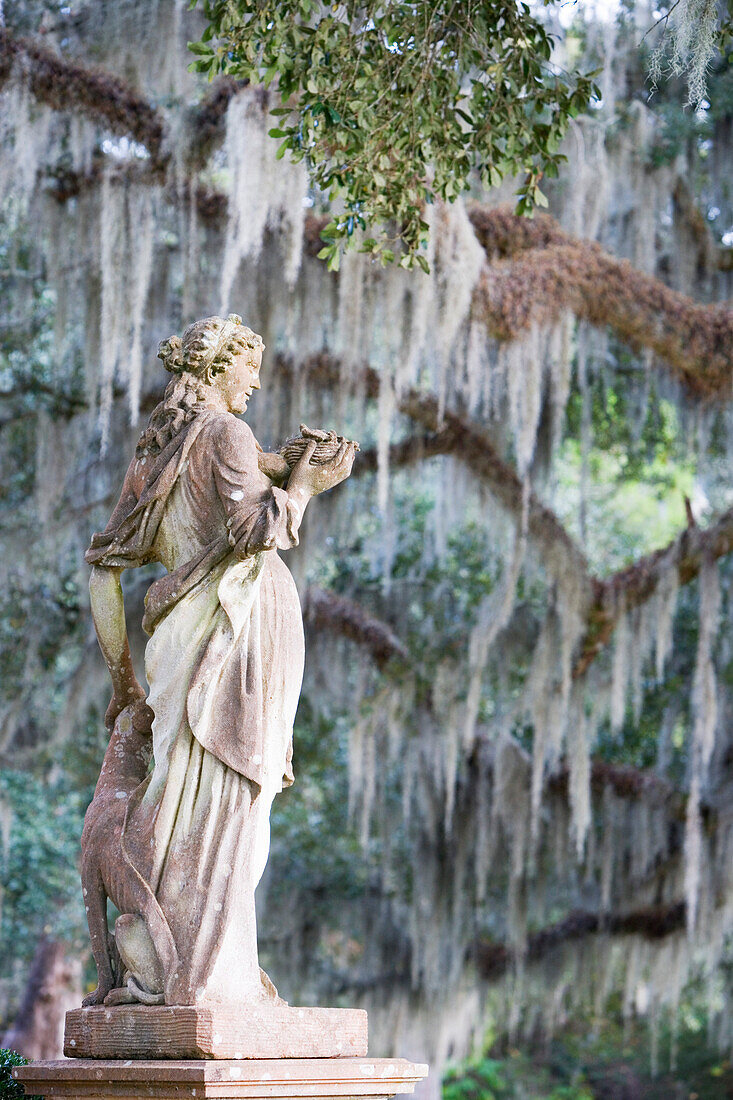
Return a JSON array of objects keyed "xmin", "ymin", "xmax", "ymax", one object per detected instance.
[{"xmin": 157, "ymin": 314, "xmax": 265, "ymax": 415}]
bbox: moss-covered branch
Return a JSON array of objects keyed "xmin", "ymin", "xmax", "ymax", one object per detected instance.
[
  {"xmin": 474, "ymin": 902, "xmax": 687, "ymax": 981},
  {"xmin": 279, "ymin": 352, "xmax": 591, "ymax": 583},
  {"xmin": 303, "ymin": 586, "xmax": 408, "ymax": 669},
  {"xmin": 283, "ymin": 353, "xmax": 733, "ymax": 680},
  {"xmin": 0, "ymin": 29, "xmax": 168, "ymax": 170},
  {"xmin": 574, "ymin": 505, "xmax": 733, "ymax": 675},
  {"xmin": 185, "ymin": 77, "xmax": 246, "ymax": 168},
  {"xmin": 471, "ymin": 212, "xmax": 732, "ymax": 400},
  {"xmin": 547, "ymin": 757, "xmax": 692, "ymax": 821}
]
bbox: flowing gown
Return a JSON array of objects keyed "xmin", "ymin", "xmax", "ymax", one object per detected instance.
[{"xmin": 86, "ymin": 410, "xmax": 304, "ymax": 1005}]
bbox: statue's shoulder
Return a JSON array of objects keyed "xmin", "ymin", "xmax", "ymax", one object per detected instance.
[{"xmin": 196, "ymin": 411, "xmax": 258, "ymax": 460}]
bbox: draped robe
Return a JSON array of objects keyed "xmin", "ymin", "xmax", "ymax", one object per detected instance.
[{"xmin": 86, "ymin": 410, "xmax": 304, "ymax": 1004}]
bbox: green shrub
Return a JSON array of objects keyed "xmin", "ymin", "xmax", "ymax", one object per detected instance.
[{"xmin": 0, "ymin": 1050, "xmax": 41, "ymax": 1100}]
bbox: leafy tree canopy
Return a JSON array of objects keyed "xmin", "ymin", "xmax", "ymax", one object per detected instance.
[{"xmin": 189, "ymin": 1, "xmax": 599, "ymax": 268}]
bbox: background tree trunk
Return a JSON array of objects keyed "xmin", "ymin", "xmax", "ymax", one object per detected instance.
[{"xmin": 2, "ymin": 937, "xmax": 81, "ymax": 1060}]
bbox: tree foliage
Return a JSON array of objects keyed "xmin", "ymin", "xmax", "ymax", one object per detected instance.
[
  {"xmin": 189, "ymin": 0, "xmax": 599, "ymax": 267},
  {"xmin": 0, "ymin": 1051, "xmax": 30, "ymax": 1100}
]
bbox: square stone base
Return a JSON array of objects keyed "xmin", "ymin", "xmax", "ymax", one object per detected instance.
[
  {"xmin": 14, "ymin": 1057, "xmax": 429, "ymax": 1100},
  {"xmin": 64, "ymin": 1006, "xmax": 368, "ymax": 1060}
]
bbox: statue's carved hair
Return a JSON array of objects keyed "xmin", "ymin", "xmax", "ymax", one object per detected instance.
[{"xmin": 136, "ymin": 314, "xmax": 263, "ymax": 457}]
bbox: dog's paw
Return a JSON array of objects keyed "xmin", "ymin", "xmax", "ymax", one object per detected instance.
[{"xmin": 82, "ymin": 985, "xmax": 111, "ymax": 1007}]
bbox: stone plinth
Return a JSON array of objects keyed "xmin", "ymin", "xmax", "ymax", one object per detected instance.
[
  {"xmin": 64, "ymin": 1006, "xmax": 368, "ymax": 1060},
  {"xmin": 14, "ymin": 1057, "xmax": 429, "ymax": 1100}
]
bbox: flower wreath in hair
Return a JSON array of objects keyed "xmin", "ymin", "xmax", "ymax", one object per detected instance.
[{"xmin": 157, "ymin": 314, "xmax": 262, "ymax": 386}]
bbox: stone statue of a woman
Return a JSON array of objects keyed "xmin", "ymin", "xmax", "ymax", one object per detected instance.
[{"xmin": 82, "ymin": 314, "xmax": 356, "ymax": 1008}]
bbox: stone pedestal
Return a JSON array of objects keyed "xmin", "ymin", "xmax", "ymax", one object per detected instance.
[
  {"xmin": 14, "ymin": 1057, "xmax": 429, "ymax": 1100},
  {"xmin": 64, "ymin": 1006, "xmax": 368, "ymax": 1060}
]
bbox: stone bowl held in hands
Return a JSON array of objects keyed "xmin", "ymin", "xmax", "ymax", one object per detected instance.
[{"xmin": 279, "ymin": 423, "xmax": 360, "ymax": 468}]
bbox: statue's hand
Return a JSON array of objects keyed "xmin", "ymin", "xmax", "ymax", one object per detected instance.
[{"xmin": 288, "ymin": 440, "xmax": 357, "ymax": 498}]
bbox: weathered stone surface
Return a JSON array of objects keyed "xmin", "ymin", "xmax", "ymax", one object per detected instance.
[
  {"xmin": 81, "ymin": 314, "xmax": 358, "ymax": 1011},
  {"xmin": 14, "ymin": 1056, "xmax": 428, "ymax": 1099},
  {"xmin": 64, "ymin": 1005, "xmax": 368, "ymax": 1060}
]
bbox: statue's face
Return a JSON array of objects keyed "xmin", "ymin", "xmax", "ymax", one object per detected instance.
[{"xmin": 218, "ymin": 345, "xmax": 263, "ymax": 414}]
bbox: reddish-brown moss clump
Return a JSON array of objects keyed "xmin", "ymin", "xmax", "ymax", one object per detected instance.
[
  {"xmin": 0, "ymin": 29, "xmax": 167, "ymax": 170},
  {"xmin": 470, "ymin": 209, "xmax": 733, "ymax": 399}
]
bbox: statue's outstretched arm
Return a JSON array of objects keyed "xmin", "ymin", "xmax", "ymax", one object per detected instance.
[
  {"xmin": 89, "ymin": 564, "xmax": 146, "ymax": 729},
  {"xmin": 257, "ymin": 450, "xmax": 289, "ymax": 485}
]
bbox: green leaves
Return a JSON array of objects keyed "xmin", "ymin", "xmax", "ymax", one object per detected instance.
[
  {"xmin": 190, "ymin": 0, "xmax": 598, "ymax": 265},
  {"xmin": 443, "ymin": 1056, "xmax": 508, "ymax": 1100},
  {"xmin": 0, "ymin": 1050, "xmax": 40, "ymax": 1100}
]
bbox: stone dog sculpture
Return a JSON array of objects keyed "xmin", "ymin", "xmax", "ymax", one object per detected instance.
[
  {"xmin": 82, "ymin": 314, "xmax": 356, "ymax": 1008},
  {"xmin": 80, "ymin": 701, "xmax": 174, "ymax": 1006}
]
